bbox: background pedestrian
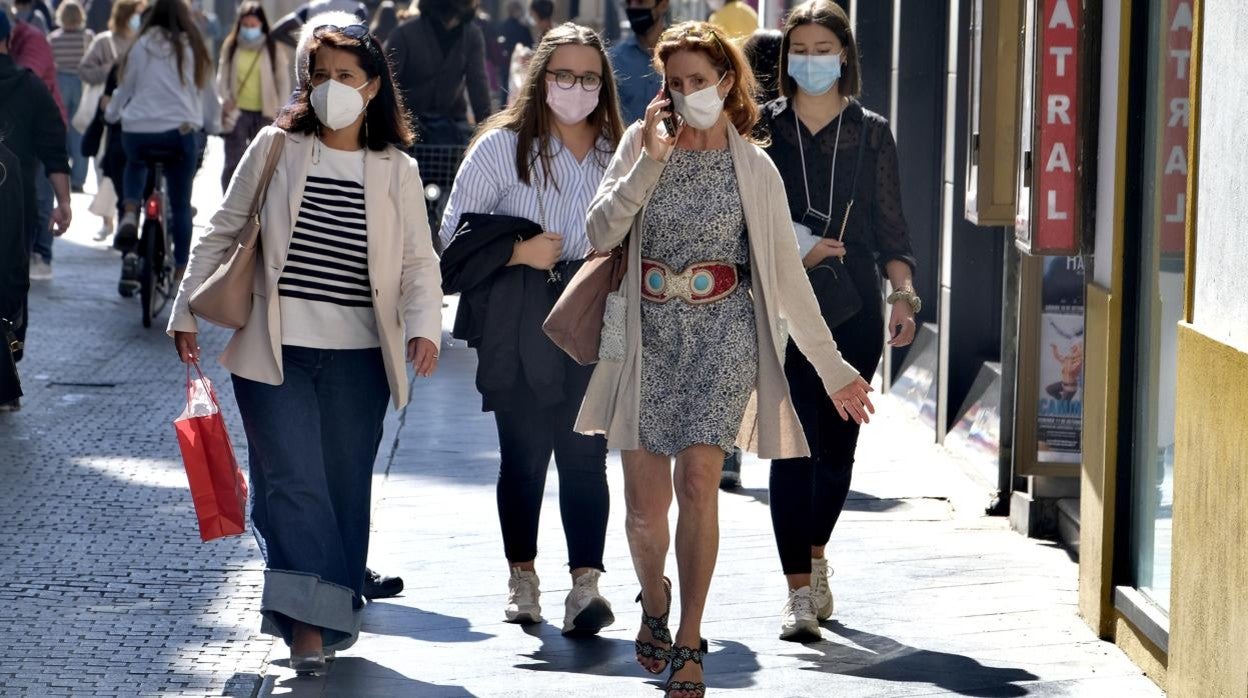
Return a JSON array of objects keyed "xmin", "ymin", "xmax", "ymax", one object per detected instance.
[
  {"xmin": 49, "ymin": 0, "xmax": 93, "ymax": 192},
  {"xmin": 217, "ymin": 1, "xmax": 290, "ymax": 192}
]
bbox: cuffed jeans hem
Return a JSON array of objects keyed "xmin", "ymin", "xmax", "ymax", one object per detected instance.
[{"xmin": 259, "ymin": 569, "xmax": 361, "ymax": 650}]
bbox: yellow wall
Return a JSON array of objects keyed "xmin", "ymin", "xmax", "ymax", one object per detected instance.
[
  {"xmin": 1168, "ymin": 322, "xmax": 1248, "ymax": 697},
  {"xmin": 1078, "ymin": 284, "xmax": 1120, "ymax": 638}
]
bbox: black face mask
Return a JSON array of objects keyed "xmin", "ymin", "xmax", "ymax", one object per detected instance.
[{"xmin": 626, "ymin": 7, "xmax": 656, "ymax": 37}]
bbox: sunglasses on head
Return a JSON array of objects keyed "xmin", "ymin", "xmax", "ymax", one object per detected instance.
[{"xmin": 313, "ymin": 23, "xmax": 373, "ymax": 46}]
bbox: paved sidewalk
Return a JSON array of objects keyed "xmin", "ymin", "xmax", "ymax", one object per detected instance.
[{"xmin": 259, "ymin": 313, "xmax": 1163, "ymax": 697}]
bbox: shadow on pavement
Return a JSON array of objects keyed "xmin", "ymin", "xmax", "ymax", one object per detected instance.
[
  {"xmin": 361, "ymin": 601, "xmax": 495, "ymax": 643},
  {"xmin": 513, "ymin": 623, "xmax": 640, "ymax": 678},
  {"xmin": 725, "ymin": 487, "xmax": 903, "ymax": 513},
  {"xmin": 270, "ymin": 657, "xmax": 478, "ymax": 697},
  {"xmin": 797, "ymin": 621, "xmax": 1039, "ymax": 696}
]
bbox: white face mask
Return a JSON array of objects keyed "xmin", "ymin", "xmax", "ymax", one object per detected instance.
[
  {"xmin": 310, "ymin": 78, "xmax": 369, "ymax": 131},
  {"xmin": 670, "ymin": 74, "xmax": 727, "ymax": 131}
]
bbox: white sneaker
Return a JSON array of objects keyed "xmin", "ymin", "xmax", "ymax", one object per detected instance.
[
  {"xmin": 505, "ymin": 568, "xmax": 542, "ymax": 624},
  {"xmin": 562, "ymin": 569, "xmax": 615, "ymax": 636},
  {"xmin": 810, "ymin": 557, "xmax": 835, "ymax": 621},
  {"xmin": 29, "ymin": 256, "xmax": 52, "ymax": 281},
  {"xmin": 779, "ymin": 586, "xmax": 821, "ymax": 642}
]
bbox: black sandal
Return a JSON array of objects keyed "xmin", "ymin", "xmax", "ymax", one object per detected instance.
[
  {"xmin": 634, "ymin": 576, "xmax": 673, "ymax": 674},
  {"xmin": 665, "ymin": 639, "xmax": 709, "ymax": 697}
]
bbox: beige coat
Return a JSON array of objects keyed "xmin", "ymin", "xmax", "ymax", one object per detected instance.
[
  {"xmin": 575, "ymin": 123, "xmax": 862, "ymax": 460},
  {"xmin": 167, "ymin": 127, "xmax": 444, "ymax": 409},
  {"xmin": 216, "ymin": 43, "xmax": 292, "ymax": 121}
]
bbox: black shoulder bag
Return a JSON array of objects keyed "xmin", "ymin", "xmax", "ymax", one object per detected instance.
[
  {"xmin": 806, "ymin": 125, "xmax": 869, "ymax": 329},
  {"xmin": 0, "ymin": 316, "xmax": 22, "ymax": 404}
]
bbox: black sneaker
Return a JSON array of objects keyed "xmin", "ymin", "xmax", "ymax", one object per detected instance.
[
  {"xmin": 114, "ymin": 211, "xmax": 139, "ymax": 252},
  {"xmin": 118, "ymin": 253, "xmax": 140, "ymax": 297},
  {"xmin": 720, "ymin": 448, "xmax": 742, "ymax": 490},
  {"xmin": 363, "ymin": 567, "xmax": 404, "ymax": 600}
]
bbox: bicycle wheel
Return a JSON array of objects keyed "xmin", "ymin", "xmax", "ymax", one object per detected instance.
[{"xmin": 139, "ymin": 222, "xmax": 157, "ymax": 328}]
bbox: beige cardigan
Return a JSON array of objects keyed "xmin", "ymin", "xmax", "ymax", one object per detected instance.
[
  {"xmin": 216, "ymin": 43, "xmax": 292, "ymax": 121},
  {"xmin": 167, "ymin": 127, "xmax": 445, "ymax": 409},
  {"xmin": 575, "ymin": 122, "xmax": 863, "ymax": 459}
]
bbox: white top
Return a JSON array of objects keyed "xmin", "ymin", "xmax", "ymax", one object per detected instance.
[
  {"xmin": 105, "ymin": 31, "xmax": 220, "ymax": 134},
  {"xmin": 437, "ymin": 128, "xmax": 613, "ymax": 261},
  {"xmin": 278, "ymin": 141, "xmax": 380, "ymax": 350}
]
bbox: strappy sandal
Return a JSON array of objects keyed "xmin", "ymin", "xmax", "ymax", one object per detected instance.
[
  {"xmin": 665, "ymin": 639, "xmax": 709, "ymax": 697},
  {"xmin": 634, "ymin": 576, "xmax": 673, "ymax": 674}
]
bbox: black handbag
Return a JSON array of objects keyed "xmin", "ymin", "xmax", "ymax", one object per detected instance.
[
  {"xmin": 0, "ymin": 315, "xmax": 22, "ymax": 405},
  {"xmin": 807, "ymin": 129, "xmax": 869, "ymax": 329}
]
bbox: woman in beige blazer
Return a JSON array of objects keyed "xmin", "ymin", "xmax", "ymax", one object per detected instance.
[
  {"xmin": 216, "ymin": 1, "xmax": 292, "ymax": 192},
  {"xmin": 577, "ymin": 23, "xmax": 873, "ymax": 698},
  {"xmin": 167, "ymin": 16, "xmax": 443, "ymax": 675}
]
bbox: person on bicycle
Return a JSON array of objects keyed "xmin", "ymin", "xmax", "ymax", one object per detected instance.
[
  {"xmin": 437, "ymin": 23, "xmax": 623, "ymax": 637},
  {"xmin": 169, "ymin": 13, "xmax": 443, "ymax": 675},
  {"xmin": 106, "ymin": 0, "xmax": 218, "ymax": 286},
  {"xmin": 217, "ymin": 1, "xmax": 290, "ymax": 192}
]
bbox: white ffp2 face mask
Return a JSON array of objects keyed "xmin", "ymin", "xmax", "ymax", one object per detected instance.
[
  {"xmin": 310, "ymin": 79, "xmax": 369, "ymax": 131},
  {"xmin": 669, "ymin": 74, "xmax": 727, "ymax": 131}
]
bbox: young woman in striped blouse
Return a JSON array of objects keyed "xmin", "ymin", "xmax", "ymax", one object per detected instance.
[
  {"xmin": 170, "ymin": 14, "xmax": 444, "ymax": 674},
  {"xmin": 437, "ymin": 23, "xmax": 625, "ymax": 637}
]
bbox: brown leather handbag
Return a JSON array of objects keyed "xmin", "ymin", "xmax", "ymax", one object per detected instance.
[
  {"xmin": 543, "ymin": 243, "xmax": 628, "ymax": 365},
  {"xmin": 188, "ymin": 133, "xmax": 286, "ymax": 329}
]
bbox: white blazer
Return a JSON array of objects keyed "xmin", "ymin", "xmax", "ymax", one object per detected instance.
[{"xmin": 168, "ymin": 127, "xmax": 444, "ymax": 409}]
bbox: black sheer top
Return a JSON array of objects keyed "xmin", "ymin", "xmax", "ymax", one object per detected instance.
[{"xmin": 759, "ymin": 98, "xmax": 917, "ymax": 276}]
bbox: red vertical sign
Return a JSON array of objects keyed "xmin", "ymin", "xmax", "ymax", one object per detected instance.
[
  {"xmin": 1034, "ymin": 0, "xmax": 1079, "ymax": 253},
  {"xmin": 1160, "ymin": 0, "xmax": 1193, "ymax": 256}
]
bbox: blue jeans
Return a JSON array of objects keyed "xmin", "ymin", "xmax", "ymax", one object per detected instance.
[
  {"xmin": 56, "ymin": 72, "xmax": 88, "ymax": 188},
  {"xmin": 30, "ymin": 163, "xmax": 53, "ymax": 263},
  {"xmin": 120, "ymin": 129, "xmax": 199, "ymax": 266},
  {"xmin": 232, "ymin": 346, "xmax": 390, "ymax": 650}
]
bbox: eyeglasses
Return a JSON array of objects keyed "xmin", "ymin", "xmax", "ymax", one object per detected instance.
[
  {"xmin": 313, "ymin": 23, "xmax": 374, "ymax": 47},
  {"xmin": 546, "ymin": 70, "xmax": 603, "ymax": 91}
]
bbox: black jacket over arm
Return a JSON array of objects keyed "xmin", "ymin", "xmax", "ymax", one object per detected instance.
[{"xmin": 440, "ymin": 213, "xmax": 565, "ymax": 412}]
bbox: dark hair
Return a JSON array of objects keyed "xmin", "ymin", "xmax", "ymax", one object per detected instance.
[
  {"xmin": 223, "ymin": 2, "xmax": 276, "ymax": 69},
  {"xmin": 129, "ymin": 0, "xmax": 212, "ymax": 88},
  {"xmin": 530, "ymin": 0, "xmax": 554, "ymax": 20},
  {"xmin": 779, "ymin": 0, "xmax": 861, "ymax": 99},
  {"xmin": 275, "ymin": 26, "xmax": 415, "ymax": 150},
  {"xmin": 742, "ymin": 28, "xmax": 782, "ymax": 103},
  {"xmin": 417, "ymin": 0, "xmax": 477, "ymax": 25},
  {"xmin": 654, "ymin": 21, "xmax": 760, "ymax": 141},
  {"xmin": 471, "ymin": 23, "xmax": 625, "ymax": 188}
]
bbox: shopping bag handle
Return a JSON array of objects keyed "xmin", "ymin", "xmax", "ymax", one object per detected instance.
[{"xmin": 185, "ymin": 359, "xmax": 221, "ymax": 411}]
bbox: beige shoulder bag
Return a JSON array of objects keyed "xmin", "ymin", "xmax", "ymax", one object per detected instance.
[{"xmin": 189, "ymin": 133, "xmax": 286, "ymax": 329}]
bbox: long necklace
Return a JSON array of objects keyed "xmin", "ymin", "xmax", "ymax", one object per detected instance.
[{"xmin": 794, "ymin": 105, "xmax": 842, "ymax": 235}]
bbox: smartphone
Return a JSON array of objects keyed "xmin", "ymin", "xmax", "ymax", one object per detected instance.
[{"xmin": 661, "ymin": 85, "xmax": 680, "ymax": 137}]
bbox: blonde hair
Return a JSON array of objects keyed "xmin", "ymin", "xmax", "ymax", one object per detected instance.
[
  {"xmin": 56, "ymin": 0, "xmax": 85, "ymax": 30},
  {"xmin": 109, "ymin": 0, "xmax": 143, "ymax": 35}
]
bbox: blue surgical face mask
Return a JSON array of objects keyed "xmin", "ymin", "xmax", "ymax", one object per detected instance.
[
  {"xmin": 787, "ymin": 53, "xmax": 843, "ymax": 97},
  {"xmin": 239, "ymin": 25, "xmax": 263, "ymax": 42},
  {"xmin": 128, "ymin": 14, "xmax": 142, "ymax": 32}
]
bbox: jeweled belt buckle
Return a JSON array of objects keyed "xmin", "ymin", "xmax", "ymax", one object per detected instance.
[{"xmin": 641, "ymin": 259, "xmax": 739, "ymax": 305}]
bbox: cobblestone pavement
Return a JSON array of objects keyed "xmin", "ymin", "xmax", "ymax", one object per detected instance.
[{"xmin": 0, "ymin": 141, "xmax": 273, "ymax": 697}]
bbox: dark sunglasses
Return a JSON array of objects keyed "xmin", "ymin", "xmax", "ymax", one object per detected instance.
[{"xmin": 313, "ymin": 23, "xmax": 374, "ymax": 46}]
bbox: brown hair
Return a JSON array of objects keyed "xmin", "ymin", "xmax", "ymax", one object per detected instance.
[
  {"xmin": 276, "ymin": 25, "xmax": 415, "ymax": 150},
  {"xmin": 654, "ymin": 21, "xmax": 760, "ymax": 141},
  {"xmin": 222, "ymin": 1, "xmax": 276, "ymax": 69},
  {"xmin": 779, "ymin": 0, "xmax": 861, "ymax": 99},
  {"xmin": 126, "ymin": 0, "xmax": 212, "ymax": 88},
  {"xmin": 108, "ymin": 0, "xmax": 143, "ymax": 37},
  {"xmin": 472, "ymin": 22, "xmax": 625, "ymax": 188}
]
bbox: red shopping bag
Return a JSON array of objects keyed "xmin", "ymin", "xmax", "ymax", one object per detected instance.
[{"xmin": 174, "ymin": 361, "xmax": 248, "ymax": 542}]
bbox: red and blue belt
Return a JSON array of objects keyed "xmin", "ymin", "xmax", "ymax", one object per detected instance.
[{"xmin": 640, "ymin": 259, "xmax": 741, "ymax": 305}]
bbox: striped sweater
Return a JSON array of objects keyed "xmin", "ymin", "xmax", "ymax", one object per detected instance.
[{"xmin": 48, "ymin": 28, "xmax": 93, "ymax": 74}]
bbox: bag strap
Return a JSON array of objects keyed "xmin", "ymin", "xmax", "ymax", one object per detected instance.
[
  {"xmin": 834, "ymin": 122, "xmax": 870, "ymax": 243},
  {"xmin": 185, "ymin": 359, "xmax": 220, "ymax": 411},
  {"xmin": 241, "ymin": 132, "xmax": 286, "ymax": 242},
  {"xmin": 235, "ymin": 50, "xmax": 263, "ymax": 96}
]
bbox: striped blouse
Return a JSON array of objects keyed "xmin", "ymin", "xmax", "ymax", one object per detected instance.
[
  {"xmin": 49, "ymin": 28, "xmax": 94, "ymax": 74},
  {"xmin": 437, "ymin": 128, "xmax": 614, "ymax": 261},
  {"xmin": 277, "ymin": 142, "xmax": 379, "ymax": 350}
]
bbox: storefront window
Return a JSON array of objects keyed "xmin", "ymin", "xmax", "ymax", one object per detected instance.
[{"xmin": 1128, "ymin": 0, "xmax": 1191, "ymax": 614}]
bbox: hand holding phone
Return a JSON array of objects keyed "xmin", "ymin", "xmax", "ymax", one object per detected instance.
[
  {"xmin": 661, "ymin": 85, "xmax": 680, "ymax": 138},
  {"xmin": 642, "ymin": 89, "xmax": 679, "ymax": 162}
]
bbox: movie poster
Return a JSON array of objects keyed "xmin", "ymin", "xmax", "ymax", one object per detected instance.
[{"xmin": 1036, "ymin": 256, "xmax": 1085, "ymax": 463}]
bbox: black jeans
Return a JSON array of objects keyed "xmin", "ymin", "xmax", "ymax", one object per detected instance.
[
  {"xmin": 770, "ymin": 283, "xmax": 884, "ymax": 576},
  {"xmin": 493, "ymin": 360, "xmax": 609, "ymax": 571}
]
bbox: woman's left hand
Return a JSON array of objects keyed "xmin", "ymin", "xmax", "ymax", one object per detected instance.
[
  {"xmin": 887, "ymin": 300, "xmax": 917, "ymax": 348},
  {"xmin": 407, "ymin": 337, "xmax": 439, "ymax": 378}
]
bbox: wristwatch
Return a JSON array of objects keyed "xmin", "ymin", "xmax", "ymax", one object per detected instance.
[{"xmin": 887, "ymin": 287, "xmax": 922, "ymax": 314}]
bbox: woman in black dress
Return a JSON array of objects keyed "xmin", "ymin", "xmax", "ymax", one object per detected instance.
[{"xmin": 759, "ymin": 0, "xmax": 921, "ymax": 643}]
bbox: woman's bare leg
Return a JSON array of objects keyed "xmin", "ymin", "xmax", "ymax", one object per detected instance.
[{"xmin": 623, "ymin": 448, "xmax": 674, "ymax": 673}]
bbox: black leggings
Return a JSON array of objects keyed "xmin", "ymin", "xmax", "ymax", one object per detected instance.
[
  {"xmin": 493, "ymin": 363, "xmax": 609, "ymax": 571},
  {"xmin": 770, "ymin": 301, "xmax": 884, "ymax": 576}
]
